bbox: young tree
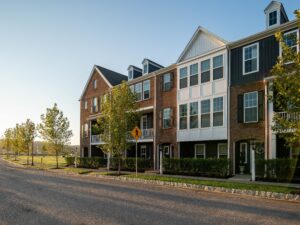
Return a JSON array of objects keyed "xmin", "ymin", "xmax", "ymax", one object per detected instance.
[
  {"xmin": 19, "ymin": 119, "xmax": 36, "ymax": 165},
  {"xmin": 38, "ymin": 103, "xmax": 73, "ymax": 169},
  {"xmin": 3, "ymin": 128, "xmax": 13, "ymax": 157},
  {"xmin": 97, "ymin": 82, "xmax": 137, "ymax": 175},
  {"xmin": 11, "ymin": 124, "xmax": 24, "ymax": 161},
  {"xmin": 271, "ymin": 10, "xmax": 300, "ymax": 145}
]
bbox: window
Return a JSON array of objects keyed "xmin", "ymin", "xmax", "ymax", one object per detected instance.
[
  {"xmin": 84, "ymin": 100, "xmax": 87, "ymax": 110},
  {"xmin": 128, "ymin": 70, "xmax": 133, "ymax": 80},
  {"xmin": 141, "ymin": 146, "xmax": 147, "ymax": 158},
  {"xmin": 84, "ymin": 123, "xmax": 88, "ymax": 137},
  {"xmin": 163, "ymin": 146, "xmax": 170, "ymax": 155},
  {"xmin": 213, "ymin": 55, "xmax": 223, "ymax": 80},
  {"xmin": 179, "ymin": 67, "xmax": 187, "ymax": 89},
  {"xmin": 190, "ymin": 63, "xmax": 198, "ymax": 86},
  {"xmin": 218, "ymin": 143, "xmax": 228, "ymax": 159},
  {"xmin": 143, "ymin": 63, "xmax": 148, "ymax": 74},
  {"xmin": 130, "ymin": 85, "xmax": 135, "ymax": 93},
  {"xmin": 201, "ymin": 59, "xmax": 210, "ymax": 83},
  {"xmin": 189, "ymin": 102, "xmax": 198, "ymax": 129},
  {"xmin": 283, "ymin": 30, "xmax": 299, "ymax": 54},
  {"xmin": 135, "ymin": 83, "xmax": 142, "ymax": 101},
  {"xmin": 201, "ymin": 99, "xmax": 210, "ymax": 128},
  {"xmin": 92, "ymin": 97, "xmax": 98, "ymax": 113},
  {"xmin": 195, "ymin": 144, "xmax": 205, "ymax": 159},
  {"xmin": 93, "ymin": 79, "xmax": 97, "ymax": 89},
  {"xmin": 141, "ymin": 115, "xmax": 147, "ymax": 130},
  {"xmin": 143, "ymin": 80, "xmax": 150, "ymax": 100},
  {"xmin": 244, "ymin": 92, "xmax": 258, "ymax": 123},
  {"xmin": 179, "ymin": 104, "xmax": 187, "ymax": 129},
  {"xmin": 213, "ymin": 97, "xmax": 223, "ymax": 126},
  {"xmin": 243, "ymin": 43, "xmax": 259, "ymax": 75},
  {"xmin": 163, "ymin": 108, "xmax": 171, "ymax": 129},
  {"xmin": 269, "ymin": 11, "xmax": 277, "ymax": 26},
  {"xmin": 162, "ymin": 73, "xmax": 172, "ymax": 91}
]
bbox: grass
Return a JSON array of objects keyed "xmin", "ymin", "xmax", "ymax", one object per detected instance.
[
  {"xmin": 122, "ymin": 174, "xmax": 300, "ymax": 194},
  {"xmin": 62, "ymin": 167, "xmax": 93, "ymax": 174}
]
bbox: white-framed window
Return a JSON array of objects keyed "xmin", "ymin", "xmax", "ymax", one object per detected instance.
[
  {"xmin": 201, "ymin": 99, "xmax": 210, "ymax": 128},
  {"xmin": 134, "ymin": 83, "xmax": 142, "ymax": 101},
  {"xmin": 243, "ymin": 43, "xmax": 259, "ymax": 75},
  {"xmin": 143, "ymin": 63, "xmax": 148, "ymax": 74},
  {"xmin": 128, "ymin": 70, "xmax": 133, "ymax": 80},
  {"xmin": 93, "ymin": 79, "xmax": 97, "ymax": 89},
  {"xmin": 240, "ymin": 143, "xmax": 247, "ymax": 164},
  {"xmin": 179, "ymin": 104, "xmax": 188, "ymax": 130},
  {"xmin": 190, "ymin": 63, "xmax": 198, "ymax": 86},
  {"xmin": 141, "ymin": 145, "xmax": 147, "ymax": 158},
  {"xmin": 218, "ymin": 143, "xmax": 228, "ymax": 159},
  {"xmin": 92, "ymin": 97, "xmax": 98, "ymax": 113},
  {"xmin": 179, "ymin": 67, "xmax": 188, "ymax": 89},
  {"xmin": 143, "ymin": 80, "xmax": 150, "ymax": 100},
  {"xmin": 269, "ymin": 10, "xmax": 278, "ymax": 27},
  {"xmin": 213, "ymin": 97, "xmax": 223, "ymax": 127},
  {"xmin": 244, "ymin": 91, "xmax": 258, "ymax": 123},
  {"xmin": 195, "ymin": 144, "xmax": 205, "ymax": 159},
  {"xmin": 162, "ymin": 73, "xmax": 171, "ymax": 91},
  {"xmin": 141, "ymin": 115, "xmax": 147, "ymax": 130},
  {"xmin": 201, "ymin": 59, "xmax": 210, "ymax": 83},
  {"xmin": 163, "ymin": 108, "xmax": 171, "ymax": 129},
  {"xmin": 282, "ymin": 30, "xmax": 299, "ymax": 54},
  {"xmin": 84, "ymin": 123, "xmax": 89, "ymax": 137},
  {"xmin": 84, "ymin": 100, "xmax": 87, "ymax": 110},
  {"xmin": 189, "ymin": 102, "xmax": 198, "ymax": 129},
  {"xmin": 213, "ymin": 55, "xmax": 223, "ymax": 80}
]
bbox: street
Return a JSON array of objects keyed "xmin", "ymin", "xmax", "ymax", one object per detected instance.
[{"xmin": 0, "ymin": 159, "xmax": 299, "ymax": 225}]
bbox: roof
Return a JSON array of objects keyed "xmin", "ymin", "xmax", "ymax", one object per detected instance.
[
  {"xmin": 127, "ymin": 65, "xmax": 142, "ymax": 71},
  {"xmin": 264, "ymin": 1, "xmax": 289, "ymax": 22},
  {"xmin": 95, "ymin": 65, "xmax": 128, "ymax": 86},
  {"xmin": 142, "ymin": 58, "xmax": 164, "ymax": 68}
]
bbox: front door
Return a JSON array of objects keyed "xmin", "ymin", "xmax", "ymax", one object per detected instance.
[{"xmin": 238, "ymin": 142, "xmax": 250, "ymax": 174}]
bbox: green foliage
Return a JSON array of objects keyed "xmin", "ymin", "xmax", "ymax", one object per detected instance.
[
  {"xmin": 78, "ymin": 157, "xmax": 106, "ymax": 169},
  {"xmin": 163, "ymin": 158, "xmax": 230, "ymax": 178},
  {"xmin": 109, "ymin": 157, "xmax": 151, "ymax": 172},
  {"xmin": 65, "ymin": 156, "xmax": 75, "ymax": 166},
  {"xmin": 38, "ymin": 103, "xmax": 73, "ymax": 168},
  {"xmin": 256, "ymin": 158, "xmax": 299, "ymax": 182}
]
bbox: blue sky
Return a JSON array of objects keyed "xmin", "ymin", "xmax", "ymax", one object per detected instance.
[{"xmin": 0, "ymin": 0, "xmax": 299, "ymax": 145}]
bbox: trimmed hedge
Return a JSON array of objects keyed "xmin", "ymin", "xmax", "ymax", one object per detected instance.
[
  {"xmin": 110, "ymin": 157, "xmax": 152, "ymax": 172},
  {"xmin": 78, "ymin": 157, "xmax": 107, "ymax": 169},
  {"xmin": 163, "ymin": 158, "xmax": 230, "ymax": 178},
  {"xmin": 256, "ymin": 158, "xmax": 300, "ymax": 182}
]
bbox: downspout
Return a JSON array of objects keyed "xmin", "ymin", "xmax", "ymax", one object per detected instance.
[
  {"xmin": 153, "ymin": 73, "xmax": 157, "ymax": 170},
  {"xmin": 227, "ymin": 45, "xmax": 233, "ymax": 175},
  {"xmin": 264, "ymin": 80, "xmax": 268, "ymax": 160}
]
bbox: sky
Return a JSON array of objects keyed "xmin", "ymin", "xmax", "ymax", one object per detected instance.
[{"xmin": 0, "ymin": 0, "xmax": 299, "ymax": 145}]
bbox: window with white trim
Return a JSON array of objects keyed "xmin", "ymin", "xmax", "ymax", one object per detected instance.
[
  {"xmin": 218, "ymin": 143, "xmax": 228, "ymax": 159},
  {"xmin": 195, "ymin": 144, "xmax": 205, "ymax": 159},
  {"xmin": 190, "ymin": 63, "xmax": 198, "ymax": 86},
  {"xmin": 162, "ymin": 73, "xmax": 171, "ymax": 91},
  {"xmin": 84, "ymin": 100, "xmax": 87, "ymax": 110},
  {"xmin": 128, "ymin": 70, "xmax": 133, "ymax": 80},
  {"xmin": 201, "ymin": 59, "xmax": 210, "ymax": 83},
  {"xmin": 143, "ymin": 80, "xmax": 150, "ymax": 100},
  {"xmin": 135, "ymin": 83, "xmax": 142, "ymax": 101},
  {"xmin": 201, "ymin": 99, "xmax": 210, "ymax": 128},
  {"xmin": 244, "ymin": 92, "xmax": 258, "ymax": 123},
  {"xmin": 269, "ymin": 10, "xmax": 277, "ymax": 27},
  {"xmin": 163, "ymin": 108, "xmax": 171, "ymax": 129},
  {"xmin": 92, "ymin": 97, "xmax": 98, "ymax": 113},
  {"xmin": 179, "ymin": 104, "xmax": 187, "ymax": 130},
  {"xmin": 213, "ymin": 97, "xmax": 223, "ymax": 127},
  {"xmin": 93, "ymin": 79, "xmax": 97, "ymax": 89},
  {"xmin": 84, "ymin": 123, "xmax": 88, "ymax": 137},
  {"xmin": 189, "ymin": 102, "xmax": 198, "ymax": 129},
  {"xmin": 179, "ymin": 67, "xmax": 187, "ymax": 89},
  {"xmin": 243, "ymin": 43, "xmax": 259, "ymax": 75},
  {"xmin": 213, "ymin": 55, "xmax": 223, "ymax": 80},
  {"xmin": 143, "ymin": 63, "xmax": 148, "ymax": 74},
  {"xmin": 283, "ymin": 30, "xmax": 299, "ymax": 54}
]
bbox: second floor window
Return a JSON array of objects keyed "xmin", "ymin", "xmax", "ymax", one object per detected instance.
[
  {"xmin": 84, "ymin": 123, "xmax": 88, "ymax": 137},
  {"xmin": 179, "ymin": 104, "xmax": 187, "ymax": 129},
  {"xmin": 201, "ymin": 99, "xmax": 210, "ymax": 128},
  {"xmin": 201, "ymin": 59, "xmax": 210, "ymax": 83},
  {"xmin": 143, "ymin": 80, "xmax": 150, "ymax": 100},
  {"xmin": 243, "ymin": 43, "xmax": 259, "ymax": 75},
  {"xmin": 84, "ymin": 100, "xmax": 87, "ymax": 110},
  {"xmin": 92, "ymin": 97, "xmax": 98, "ymax": 113},
  {"xmin": 213, "ymin": 55, "xmax": 223, "ymax": 80},
  {"xmin": 135, "ymin": 83, "xmax": 142, "ymax": 101},
  {"xmin": 93, "ymin": 79, "xmax": 97, "ymax": 89},
  {"xmin": 162, "ymin": 73, "xmax": 172, "ymax": 91},
  {"xmin": 283, "ymin": 30, "xmax": 299, "ymax": 54},
  {"xmin": 163, "ymin": 108, "xmax": 172, "ymax": 129},
  {"xmin": 213, "ymin": 97, "xmax": 223, "ymax": 126},
  {"xmin": 189, "ymin": 102, "xmax": 198, "ymax": 129},
  {"xmin": 244, "ymin": 91, "xmax": 258, "ymax": 123},
  {"xmin": 179, "ymin": 67, "xmax": 187, "ymax": 89},
  {"xmin": 190, "ymin": 63, "xmax": 198, "ymax": 86}
]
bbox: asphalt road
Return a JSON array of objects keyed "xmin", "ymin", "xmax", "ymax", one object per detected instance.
[{"xmin": 0, "ymin": 159, "xmax": 299, "ymax": 225}]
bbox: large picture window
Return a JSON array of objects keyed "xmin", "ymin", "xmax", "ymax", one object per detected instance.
[
  {"xmin": 243, "ymin": 43, "xmax": 259, "ymax": 75},
  {"xmin": 213, "ymin": 55, "xmax": 223, "ymax": 80},
  {"xmin": 201, "ymin": 59, "xmax": 210, "ymax": 83},
  {"xmin": 179, "ymin": 67, "xmax": 188, "ymax": 89},
  {"xmin": 190, "ymin": 63, "xmax": 198, "ymax": 86},
  {"xmin": 244, "ymin": 91, "xmax": 258, "ymax": 123},
  {"xmin": 213, "ymin": 97, "xmax": 223, "ymax": 126},
  {"xmin": 143, "ymin": 80, "xmax": 150, "ymax": 100},
  {"xmin": 179, "ymin": 104, "xmax": 187, "ymax": 130},
  {"xmin": 189, "ymin": 102, "xmax": 198, "ymax": 129},
  {"xmin": 201, "ymin": 99, "xmax": 210, "ymax": 128}
]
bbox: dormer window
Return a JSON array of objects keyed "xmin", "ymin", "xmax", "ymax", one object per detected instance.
[
  {"xmin": 143, "ymin": 63, "xmax": 148, "ymax": 74},
  {"xmin": 269, "ymin": 10, "xmax": 278, "ymax": 27},
  {"xmin": 128, "ymin": 70, "xmax": 133, "ymax": 80}
]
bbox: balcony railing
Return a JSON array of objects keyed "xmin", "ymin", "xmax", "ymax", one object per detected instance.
[
  {"xmin": 276, "ymin": 112, "xmax": 300, "ymax": 122},
  {"xmin": 128, "ymin": 128, "xmax": 154, "ymax": 141},
  {"xmin": 91, "ymin": 134, "xmax": 103, "ymax": 144}
]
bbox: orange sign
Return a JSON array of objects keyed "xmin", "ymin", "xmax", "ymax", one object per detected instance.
[{"xmin": 131, "ymin": 126, "xmax": 142, "ymax": 141}]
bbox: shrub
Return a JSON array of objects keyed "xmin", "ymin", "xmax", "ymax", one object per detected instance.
[
  {"xmin": 163, "ymin": 158, "xmax": 230, "ymax": 178},
  {"xmin": 110, "ymin": 157, "xmax": 152, "ymax": 172},
  {"xmin": 78, "ymin": 157, "xmax": 106, "ymax": 169},
  {"xmin": 65, "ymin": 157, "xmax": 75, "ymax": 166}
]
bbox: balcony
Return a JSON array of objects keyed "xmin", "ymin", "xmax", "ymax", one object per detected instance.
[
  {"xmin": 91, "ymin": 134, "xmax": 104, "ymax": 145},
  {"xmin": 128, "ymin": 128, "xmax": 154, "ymax": 141},
  {"xmin": 274, "ymin": 112, "xmax": 300, "ymax": 133}
]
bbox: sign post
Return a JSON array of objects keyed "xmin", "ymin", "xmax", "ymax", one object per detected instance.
[{"xmin": 131, "ymin": 126, "xmax": 142, "ymax": 177}]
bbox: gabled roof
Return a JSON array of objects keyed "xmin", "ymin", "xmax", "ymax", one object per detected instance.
[
  {"xmin": 142, "ymin": 58, "xmax": 164, "ymax": 68},
  {"xmin": 177, "ymin": 26, "xmax": 227, "ymax": 63},
  {"xmin": 79, "ymin": 65, "xmax": 127, "ymax": 100},
  {"xmin": 127, "ymin": 65, "xmax": 142, "ymax": 72},
  {"xmin": 264, "ymin": 1, "xmax": 288, "ymax": 21}
]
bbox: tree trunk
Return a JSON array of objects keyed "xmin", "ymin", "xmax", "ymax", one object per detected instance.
[
  {"xmin": 118, "ymin": 156, "xmax": 121, "ymax": 175},
  {"xmin": 27, "ymin": 145, "xmax": 29, "ymax": 165},
  {"xmin": 56, "ymin": 149, "xmax": 59, "ymax": 169},
  {"xmin": 31, "ymin": 142, "xmax": 34, "ymax": 166}
]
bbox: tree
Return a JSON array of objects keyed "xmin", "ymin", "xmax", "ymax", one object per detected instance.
[
  {"xmin": 97, "ymin": 82, "xmax": 137, "ymax": 175},
  {"xmin": 3, "ymin": 128, "xmax": 13, "ymax": 157},
  {"xmin": 10, "ymin": 124, "xmax": 24, "ymax": 161},
  {"xmin": 38, "ymin": 103, "xmax": 73, "ymax": 169},
  {"xmin": 271, "ymin": 10, "xmax": 300, "ymax": 146},
  {"xmin": 19, "ymin": 119, "xmax": 36, "ymax": 165}
]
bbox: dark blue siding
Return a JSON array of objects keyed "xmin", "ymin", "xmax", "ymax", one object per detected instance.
[
  {"xmin": 148, "ymin": 63, "xmax": 161, "ymax": 73},
  {"xmin": 133, "ymin": 70, "xmax": 142, "ymax": 79}
]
